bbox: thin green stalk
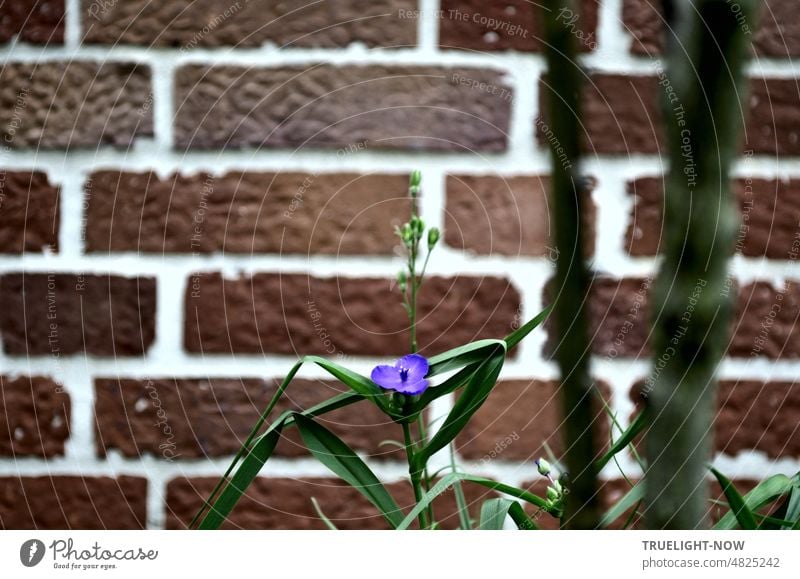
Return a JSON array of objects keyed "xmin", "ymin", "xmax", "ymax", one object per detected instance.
[
  {"xmin": 540, "ymin": 0, "xmax": 601, "ymax": 529},
  {"xmin": 645, "ymin": 0, "xmax": 757, "ymax": 529},
  {"xmin": 403, "ymin": 421, "xmax": 427, "ymax": 529},
  {"xmin": 450, "ymin": 443, "xmax": 472, "ymax": 529}
]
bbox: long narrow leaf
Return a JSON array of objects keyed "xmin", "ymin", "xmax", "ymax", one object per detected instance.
[
  {"xmin": 601, "ymin": 482, "xmax": 645, "ymax": 528},
  {"xmin": 503, "ymin": 306, "xmax": 552, "ymax": 350},
  {"xmin": 713, "ymin": 473, "xmax": 794, "ymax": 530},
  {"xmin": 415, "ymin": 345, "xmax": 505, "ymax": 468},
  {"xmin": 479, "ymin": 498, "xmax": 534, "ymax": 530},
  {"xmin": 294, "ymin": 414, "xmax": 404, "ymax": 528},
  {"xmin": 397, "ymin": 473, "xmax": 549, "ymax": 530},
  {"xmin": 710, "ymin": 468, "xmax": 757, "ymax": 530},
  {"xmin": 415, "ymin": 364, "xmax": 478, "ymax": 410},
  {"xmin": 595, "ymin": 410, "xmax": 648, "ymax": 470},
  {"xmin": 427, "ymin": 339, "xmax": 505, "ymax": 376}
]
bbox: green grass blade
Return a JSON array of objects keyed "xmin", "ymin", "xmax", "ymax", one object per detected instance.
[
  {"xmin": 397, "ymin": 473, "xmax": 549, "ymax": 530},
  {"xmin": 294, "ymin": 414, "xmax": 404, "ymax": 528},
  {"xmin": 503, "ymin": 305, "xmax": 552, "ymax": 350},
  {"xmin": 415, "ymin": 346, "xmax": 505, "ymax": 468},
  {"xmin": 479, "ymin": 498, "xmax": 521, "ymax": 530},
  {"xmin": 198, "ymin": 418, "xmax": 286, "ymax": 529},
  {"xmin": 710, "ymin": 468, "xmax": 760, "ymax": 530},
  {"xmin": 311, "ymin": 497, "xmax": 339, "ymax": 530},
  {"xmin": 595, "ymin": 410, "xmax": 648, "ymax": 470},
  {"xmin": 415, "ymin": 364, "xmax": 478, "ymax": 409},
  {"xmin": 601, "ymin": 482, "xmax": 645, "ymax": 528},
  {"xmin": 713, "ymin": 473, "xmax": 794, "ymax": 530},
  {"xmin": 785, "ymin": 482, "xmax": 800, "ymax": 529},
  {"xmin": 427, "ymin": 339, "xmax": 505, "ymax": 376}
]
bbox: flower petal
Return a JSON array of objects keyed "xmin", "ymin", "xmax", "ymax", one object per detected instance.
[
  {"xmin": 395, "ymin": 354, "xmax": 429, "ymax": 382},
  {"xmin": 394, "ymin": 378, "xmax": 430, "ymax": 395},
  {"xmin": 370, "ymin": 365, "xmax": 404, "ymax": 391}
]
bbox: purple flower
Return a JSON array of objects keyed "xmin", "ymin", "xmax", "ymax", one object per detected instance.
[{"xmin": 371, "ymin": 354, "xmax": 430, "ymax": 395}]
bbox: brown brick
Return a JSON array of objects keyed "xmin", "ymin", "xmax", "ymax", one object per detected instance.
[
  {"xmin": 0, "ymin": 476, "xmax": 147, "ymax": 529},
  {"xmin": 539, "ymin": 74, "xmax": 664, "ymax": 155},
  {"xmin": 185, "ymin": 273, "xmax": 520, "ymax": 356},
  {"xmin": 0, "ymin": 62, "xmax": 152, "ymax": 149},
  {"xmin": 633, "ymin": 379, "xmax": 800, "ymax": 458},
  {"xmin": 445, "ymin": 174, "xmax": 596, "ymax": 257},
  {"xmin": 623, "ymin": 0, "xmax": 800, "ymax": 58},
  {"xmin": 730, "ymin": 281, "xmax": 800, "ymax": 358},
  {"xmin": 456, "ymin": 379, "xmax": 611, "ymax": 463},
  {"xmin": 94, "ymin": 377, "xmax": 405, "ymax": 460},
  {"xmin": 0, "ymin": 376, "xmax": 69, "ymax": 457},
  {"xmin": 0, "ymin": 273, "xmax": 156, "ymax": 356},
  {"xmin": 85, "ymin": 171, "xmax": 411, "ymax": 254},
  {"xmin": 174, "ymin": 65, "xmax": 511, "ymax": 151},
  {"xmin": 0, "ymin": 171, "xmax": 59, "ymax": 253},
  {"xmin": 0, "ymin": 1, "xmax": 64, "ymax": 44},
  {"xmin": 166, "ymin": 476, "xmax": 495, "ymax": 529},
  {"xmin": 626, "ymin": 177, "xmax": 800, "ymax": 258},
  {"xmin": 82, "ymin": 0, "xmax": 416, "ymax": 48},
  {"xmin": 544, "ymin": 276, "xmax": 653, "ymax": 359},
  {"xmin": 439, "ymin": 0, "xmax": 599, "ymax": 52},
  {"xmin": 540, "ymin": 74, "xmax": 800, "ymax": 156},
  {"xmin": 545, "ymin": 276, "xmax": 800, "ymax": 359}
]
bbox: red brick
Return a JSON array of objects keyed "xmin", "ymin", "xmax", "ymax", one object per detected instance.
[
  {"xmin": 174, "ymin": 65, "xmax": 511, "ymax": 151},
  {"xmin": 0, "ymin": 274, "xmax": 156, "ymax": 356},
  {"xmin": 185, "ymin": 273, "xmax": 520, "ymax": 356},
  {"xmin": 623, "ymin": 0, "xmax": 800, "ymax": 58},
  {"xmin": 439, "ymin": 0, "xmax": 599, "ymax": 53},
  {"xmin": 0, "ymin": 1, "xmax": 64, "ymax": 44},
  {"xmin": 456, "ymin": 379, "xmax": 611, "ymax": 463},
  {"xmin": 94, "ymin": 377, "xmax": 405, "ymax": 460},
  {"xmin": 0, "ymin": 62, "xmax": 152, "ymax": 149},
  {"xmin": 166, "ymin": 476, "xmax": 495, "ymax": 530},
  {"xmin": 82, "ymin": 0, "xmax": 416, "ymax": 48},
  {"xmin": 0, "ymin": 376, "xmax": 69, "ymax": 457},
  {"xmin": 444, "ymin": 174, "xmax": 596, "ymax": 257},
  {"xmin": 0, "ymin": 171, "xmax": 59, "ymax": 253},
  {"xmin": 85, "ymin": 171, "xmax": 411, "ymax": 254},
  {"xmin": 633, "ymin": 379, "xmax": 800, "ymax": 458},
  {"xmin": 626, "ymin": 177, "xmax": 800, "ymax": 258},
  {"xmin": 540, "ymin": 74, "xmax": 800, "ymax": 156},
  {"xmin": 0, "ymin": 476, "xmax": 147, "ymax": 529}
]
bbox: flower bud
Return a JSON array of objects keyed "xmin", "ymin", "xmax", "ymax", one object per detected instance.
[
  {"xmin": 401, "ymin": 223, "xmax": 414, "ymax": 245},
  {"xmin": 536, "ymin": 458, "xmax": 551, "ymax": 477},
  {"xmin": 546, "ymin": 485, "xmax": 560, "ymax": 501},
  {"xmin": 397, "ymin": 270, "xmax": 407, "ymax": 292},
  {"xmin": 428, "ymin": 227, "xmax": 440, "ymax": 248},
  {"xmin": 409, "ymin": 170, "xmax": 422, "ymax": 188}
]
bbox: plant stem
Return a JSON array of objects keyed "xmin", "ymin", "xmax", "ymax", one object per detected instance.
[
  {"xmin": 540, "ymin": 0, "xmax": 601, "ymax": 529},
  {"xmin": 403, "ymin": 421, "xmax": 427, "ymax": 529},
  {"xmin": 645, "ymin": 0, "xmax": 756, "ymax": 529}
]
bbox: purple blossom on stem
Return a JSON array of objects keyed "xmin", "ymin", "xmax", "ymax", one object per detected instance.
[{"xmin": 370, "ymin": 354, "xmax": 430, "ymax": 395}]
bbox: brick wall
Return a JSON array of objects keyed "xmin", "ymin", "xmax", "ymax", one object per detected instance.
[{"xmin": 0, "ymin": 0, "xmax": 798, "ymax": 529}]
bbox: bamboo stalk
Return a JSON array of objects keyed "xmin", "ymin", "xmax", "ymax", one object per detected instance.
[
  {"xmin": 645, "ymin": 0, "xmax": 759, "ymax": 529},
  {"xmin": 540, "ymin": 0, "xmax": 600, "ymax": 529}
]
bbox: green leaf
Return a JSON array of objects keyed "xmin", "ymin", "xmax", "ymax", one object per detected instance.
[
  {"xmin": 601, "ymin": 482, "xmax": 645, "ymax": 528},
  {"xmin": 711, "ymin": 468, "xmax": 771, "ymax": 530},
  {"xmin": 198, "ymin": 417, "xmax": 287, "ymax": 529},
  {"xmin": 304, "ymin": 356, "xmax": 393, "ymax": 415},
  {"xmin": 414, "ymin": 364, "xmax": 478, "ymax": 410},
  {"xmin": 595, "ymin": 410, "xmax": 648, "ymax": 470},
  {"xmin": 397, "ymin": 473, "xmax": 549, "ymax": 530},
  {"xmin": 713, "ymin": 473, "xmax": 794, "ymax": 530},
  {"xmin": 414, "ymin": 345, "xmax": 506, "ymax": 468},
  {"xmin": 784, "ymin": 482, "xmax": 800, "ymax": 529},
  {"xmin": 503, "ymin": 305, "xmax": 552, "ymax": 350},
  {"xmin": 294, "ymin": 414, "xmax": 404, "ymax": 529},
  {"xmin": 193, "ymin": 389, "xmax": 364, "ymax": 529},
  {"xmin": 311, "ymin": 497, "xmax": 339, "ymax": 530},
  {"xmin": 427, "ymin": 339, "xmax": 506, "ymax": 376},
  {"xmin": 479, "ymin": 498, "xmax": 536, "ymax": 530}
]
